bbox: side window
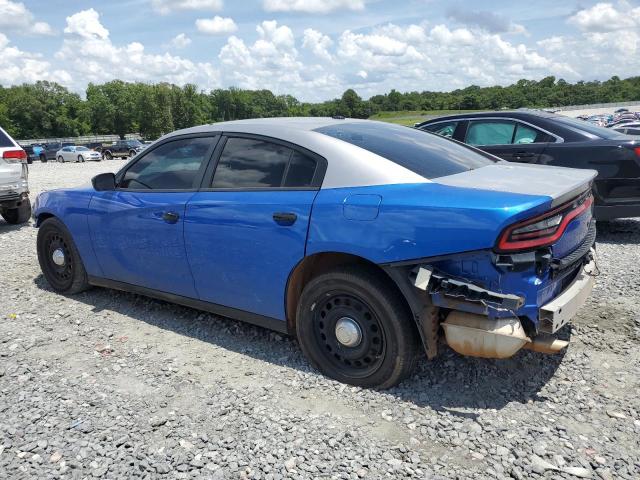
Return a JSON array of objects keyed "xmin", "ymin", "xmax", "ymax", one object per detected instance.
[
  {"xmin": 211, "ymin": 137, "xmax": 317, "ymax": 189},
  {"xmin": 466, "ymin": 121, "xmax": 515, "ymax": 146},
  {"xmin": 119, "ymin": 137, "xmax": 214, "ymax": 190},
  {"xmin": 422, "ymin": 121, "xmax": 458, "ymax": 138},
  {"xmin": 514, "ymin": 123, "xmax": 555, "ymax": 144}
]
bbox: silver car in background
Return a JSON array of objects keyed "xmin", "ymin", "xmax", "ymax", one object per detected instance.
[{"xmin": 56, "ymin": 146, "xmax": 102, "ymax": 163}]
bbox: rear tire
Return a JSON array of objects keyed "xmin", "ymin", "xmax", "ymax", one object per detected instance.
[
  {"xmin": 37, "ymin": 217, "xmax": 89, "ymax": 294},
  {"xmin": 104, "ymin": 151, "xmax": 113, "ymax": 160},
  {"xmin": 40, "ymin": 154, "xmax": 47, "ymax": 163},
  {"xmin": 296, "ymin": 265, "xmax": 419, "ymax": 389},
  {"xmin": 129, "ymin": 150, "xmax": 136, "ymax": 158},
  {"xmin": 1, "ymin": 198, "xmax": 31, "ymax": 224}
]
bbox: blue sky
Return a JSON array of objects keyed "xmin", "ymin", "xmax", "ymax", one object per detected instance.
[{"xmin": 1, "ymin": 0, "xmax": 639, "ymax": 101}]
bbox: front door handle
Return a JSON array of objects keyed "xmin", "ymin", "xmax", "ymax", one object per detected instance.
[
  {"xmin": 273, "ymin": 212, "xmax": 297, "ymax": 226},
  {"xmin": 513, "ymin": 151, "xmax": 535, "ymax": 159},
  {"xmin": 162, "ymin": 211, "xmax": 180, "ymax": 224}
]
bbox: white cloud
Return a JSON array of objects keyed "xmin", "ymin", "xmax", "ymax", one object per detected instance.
[
  {"xmin": 0, "ymin": 0, "xmax": 54, "ymax": 35},
  {"xmin": 218, "ymin": 20, "xmax": 339, "ymax": 99},
  {"xmin": 151, "ymin": 0, "xmax": 223, "ymax": 15},
  {"xmin": 55, "ymin": 9, "xmax": 220, "ymax": 92},
  {"xmin": 169, "ymin": 33, "xmax": 191, "ymax": 48},
  {"xmin": 302, "ymin": 28, "xmax": 333, "ymax": 61},
  {"xmin": 64, "ymin": 8, "xmax": 110, "ymax": 40},
  {"xmin": 263, "ymin": 0, "xmax": 365, "ymax": 14},
  {"xmin": 568, "ymin": 2, "xmax": 640, "ymax": 32},
  {"xmin": 0, "ymin": 33, "xmax": 69, "ymax": 86},
  {"xmin": 196, "ymin": 16, "xmax": 238, "ymax": 35}
]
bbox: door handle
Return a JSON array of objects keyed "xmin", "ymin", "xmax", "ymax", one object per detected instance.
[
  {"xmin": 513, "ymin": 151, "xmax": 535, "ymax": 159},
  {"xmin": 162, "ymin": 211, "xmax": 180, "ymax": 224},
  {"xmin": 273, "ymin": 212, "xmax": 297, "ymax": 226}
]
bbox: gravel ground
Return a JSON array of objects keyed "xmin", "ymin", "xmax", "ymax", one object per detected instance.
[{"xmin": 1, "ymin": 161, "xmax": 639, "ymax": 480}]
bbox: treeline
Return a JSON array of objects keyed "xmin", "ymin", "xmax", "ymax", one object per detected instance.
[{"xmin": 1, "ymin": 75, "xmax": 639, "ymax": 140}]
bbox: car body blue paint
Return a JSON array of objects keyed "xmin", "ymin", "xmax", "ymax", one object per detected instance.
[
  {"xmin": 184, "ymin": 190, "xmax": 317, "ymax": 320},
  {"xmin": 87, "ymin": 191, "xmax": 198, "ymax": 298},
  {"xmin": 343, "ymin": 194, "xmax": 382, "ymax": 220},
  {"xmin": 34, "ymin": 178, "xmax": 591, "ymax": 330},
  {"xmin": 307, "ymin": 183, "xmax": 553, "ymax": 263}
]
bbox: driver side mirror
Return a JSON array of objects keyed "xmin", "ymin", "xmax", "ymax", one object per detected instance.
[{"xmin": 92, "ymin": 172, "xmax": 116, "ymax": 191}]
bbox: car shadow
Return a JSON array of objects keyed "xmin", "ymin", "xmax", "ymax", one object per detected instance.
[
  {"xmin": 34, "ymin": 273, "xmax": 565, "ymax": 415},
  {"xmin": 0, "ymin": 219, "xmax": 31, "ymax": 233}
]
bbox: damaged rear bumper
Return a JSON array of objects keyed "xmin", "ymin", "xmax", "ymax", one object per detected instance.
[
  {"xmin": 411, "ymin": 250, "xmax": 596, "ymax": 359},
  {"xmin": 539, "ymin": 253, "xmax": 596, "ymax": 334}
]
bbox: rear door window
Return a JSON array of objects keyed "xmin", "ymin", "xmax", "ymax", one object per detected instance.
[
  {"xmin": 466, "ymin": 121, "xmax": 515, "ymax": 146},
  {"xmin": 0, "ymin": 129, "xmax": 15, "ymax": 148},
  {"xmin": 211, "ymin": 137, "xmax": 317, "ymax": 189},
  {"xmin": 513, "ymin": 123, "xmax": 555, "ymax": 144}
]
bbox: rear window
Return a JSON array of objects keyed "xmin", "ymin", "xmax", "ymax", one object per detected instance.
[
  {"xmin": 554, "ymin": 116, "xmax": 626, "ymax": 139},
  {"xmin": 315, "ymin": 122, "xmax": 495, "ymax": 179},
  {"xmin": 0, "ymin": 128, "xmax": 15, "ymax": 148}
]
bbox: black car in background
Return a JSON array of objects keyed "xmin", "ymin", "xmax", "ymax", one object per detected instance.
[
  {"xmin": 416, "ymin": 110, "xmax": 640, "ymax": 220},
  {"xmin": 19, "ymin": 145, "xmax": 37, "ymax": 164}
]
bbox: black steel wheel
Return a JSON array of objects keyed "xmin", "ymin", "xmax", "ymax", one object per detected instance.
[
  {"xmin": 297, "ymin": 266, "xmax": 419, "ymax": 389},
  {"xmin": 37, "ymin": 217, "xmax": 89, "ymax": 294},
  {"xmin": 312, "ymin": 293, "xmax": 386, "ymax": 379}
]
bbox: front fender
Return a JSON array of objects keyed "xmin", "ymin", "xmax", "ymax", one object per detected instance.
[{"xmin": 34, "ymin": 188, "xmax": 103, "ymax": 277}]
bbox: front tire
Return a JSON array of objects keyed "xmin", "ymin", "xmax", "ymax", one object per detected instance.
[
  {"xmin": 129, "ymin": 150, "xmax": 136, "ymax": 158},
  {"xmin": 37, "ymin": 217, "xmax": 89, "ymax": 294},
  {"xmin": 39, "ymin": 154, "xmax": 47, "ymax": 163},
  {"xmin": 57, "ymin": 156, "xmax": 64, "ymax": 163},
  {"xmin": 104, "ymin": 151, "xmax": 113, "ymax": 160},
  {"xmin": 78, "ymin": 155, "xmax": 85, "ymax": 163},
  {"xmin": 1, "ymin": 198, "xmax": 31, "ymax": 224},
  {"xmin": 296, "ymin": 266, "xmax": 419, "ymax": 389}
]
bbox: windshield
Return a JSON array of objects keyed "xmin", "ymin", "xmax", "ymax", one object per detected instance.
[
  {"xmin": 315, "ymin": 122, "xmax": 496, "ymax": 179},
  {"xmin": 555, "ymin": 116, "xmax": 627, "ymax": 139},
  {"xmin": 77, "ymin": 146, "xmax": 90, "ymax": 151}
]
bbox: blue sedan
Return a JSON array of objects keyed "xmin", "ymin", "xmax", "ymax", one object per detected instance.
[{"xmin": 33, "ymin": 118, "xmax": 597, "ymax": 388}]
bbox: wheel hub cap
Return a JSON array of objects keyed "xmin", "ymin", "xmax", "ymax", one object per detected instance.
[
  {"xmin": 52, "ymin": 248, "xmax": 65, "ymax": 266},
  {"xmin": 335, "ymin": 317, "xmax": 362, "ymax": 347}
]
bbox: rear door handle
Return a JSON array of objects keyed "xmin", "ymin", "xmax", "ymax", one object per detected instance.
[
  {"xmin": 162, "ymin": 211, "xmax": 180, "ymax": 224},
  {"xmin": 273, "ymin": 212, "xmax": 297, "ymax": 226}
]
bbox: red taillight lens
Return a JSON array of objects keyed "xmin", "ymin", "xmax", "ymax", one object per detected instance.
[
  {"xmin": 496, "ymin": 193, "xmax": 593, "ymax": 252},
  {"xmin": 634, "ymin": 146, "xmax": 640, "ymax": 158},
  {"xmin": 2, "ymin": 149, "xmax": 27, "ymax": 163}
]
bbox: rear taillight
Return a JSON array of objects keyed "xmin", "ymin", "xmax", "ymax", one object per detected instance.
[
  {"xmin": 634, "ymin": 146, "xmax": 640, "ymax": 158},
  {"xmin": 496, "ymin": 193, "xmax": 593, "ymax": 252},
  {"xmin": 2, "ymin": 149, "xmax": 27, "ymax": 164}
]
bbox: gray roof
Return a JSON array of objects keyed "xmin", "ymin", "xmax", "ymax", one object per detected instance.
[{"xmin": 162, "ymin": 118, "xmax": 428, "ymax": 189}]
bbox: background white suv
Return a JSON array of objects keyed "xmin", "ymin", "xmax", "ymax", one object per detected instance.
[{"xmin": 0, "ymin": 126, "xmax": 31, "ymax": 224}]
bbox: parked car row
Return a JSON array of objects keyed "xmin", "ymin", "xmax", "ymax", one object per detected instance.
[
  {"xmin": 576, "ymin": 108, "xmax": 640, "ymax": 133},
  {"xmin": 17, "ymin": 139, "xmax": 148, "ymax": 163}
]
